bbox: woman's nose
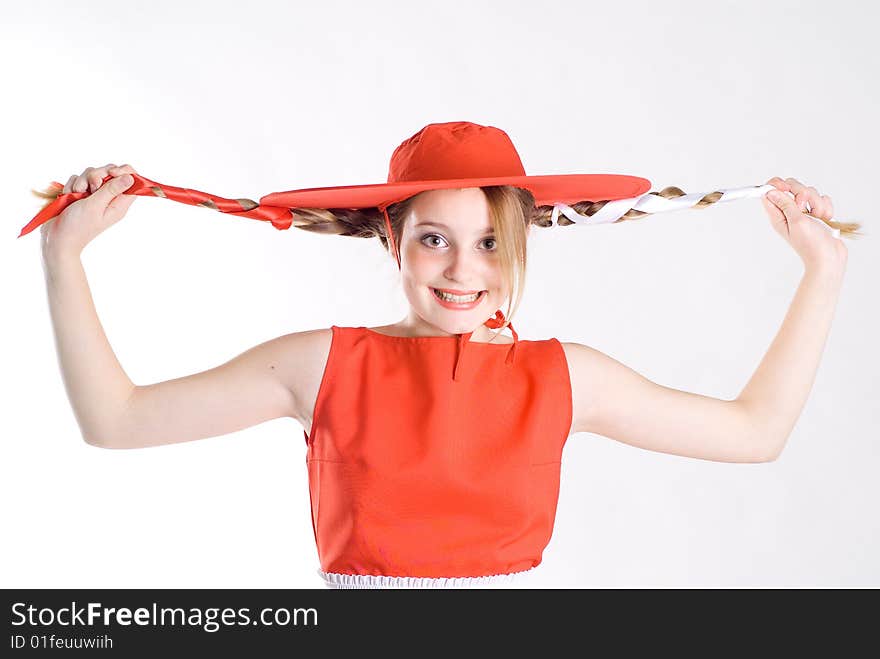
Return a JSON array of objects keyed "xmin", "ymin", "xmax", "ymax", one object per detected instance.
[{"xmin": 442, "ymin": 247, "xmax": 477, "ymax": 281}]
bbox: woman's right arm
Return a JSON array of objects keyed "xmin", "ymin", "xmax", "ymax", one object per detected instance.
[
  {"xmin": 43, "ymin": 252, "xmax": 306, "ymax": 449},
  {"xmin": 41, "ymin": 163, "xmax": 305, "ymax": 449}
]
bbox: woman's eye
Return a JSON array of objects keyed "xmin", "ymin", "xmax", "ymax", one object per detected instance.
[
  {"xmin": 421, "ymin": 234, "xmax": 447, "ymax": 248},
  {"xmin": 420, "ymin": 234, "xmax": 497, "ymax": 250}
]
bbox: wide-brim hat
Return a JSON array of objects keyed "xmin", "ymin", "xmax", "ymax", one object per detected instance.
[{"xmin": 258, "ymin": 121, "xmax": 651, "ymax": 211}]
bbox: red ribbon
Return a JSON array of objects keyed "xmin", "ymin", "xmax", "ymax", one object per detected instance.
[{"xmin": 17, "ymin": 173, "xmax": 294, "ymax": 238}]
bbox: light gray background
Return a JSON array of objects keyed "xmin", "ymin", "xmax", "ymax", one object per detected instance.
[{"xmin": 2, "ymin": 0, "xmax": 877, "ymax": 588}]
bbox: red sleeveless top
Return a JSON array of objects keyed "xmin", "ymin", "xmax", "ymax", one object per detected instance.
[{"xmin": 303, "ymin": 316, "xmax": 573, "ymax": 580}]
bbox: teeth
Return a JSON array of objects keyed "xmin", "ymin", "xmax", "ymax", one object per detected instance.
[{"xmin": 433, "ymin": 288, "xmax": 481, "ymax": 303}]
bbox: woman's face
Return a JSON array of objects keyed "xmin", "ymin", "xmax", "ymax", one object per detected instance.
[{"xmin": 397, "ymin": 187, "xmax": 510, "ymax": 336}]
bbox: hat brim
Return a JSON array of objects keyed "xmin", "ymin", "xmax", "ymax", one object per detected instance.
[{"xmin": 259, "ymin": 173, "xmax": 651, "ymax": 210}]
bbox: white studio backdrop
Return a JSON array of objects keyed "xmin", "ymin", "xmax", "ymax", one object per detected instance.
[{"xmin": 1, "ymin": 0, "xmax": 877, "ymax": 588}]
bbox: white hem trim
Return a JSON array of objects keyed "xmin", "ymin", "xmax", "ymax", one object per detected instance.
[{"xmin": 318, "ymin": 565, "xmax": 538, "ymax": 589}]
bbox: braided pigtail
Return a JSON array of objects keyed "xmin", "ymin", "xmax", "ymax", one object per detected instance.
[
  {"xmin": 532, "ymin": 185, "xmax": 863, "ymax": 238},
  {"xmin": 287, "ymin": 207, "xmax": 387, "ymax": 239}
]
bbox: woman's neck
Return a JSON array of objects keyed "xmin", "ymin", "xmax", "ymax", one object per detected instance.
[{"xmin": 374, "ymin": 315, "xmax": 512, "ymax": 343}]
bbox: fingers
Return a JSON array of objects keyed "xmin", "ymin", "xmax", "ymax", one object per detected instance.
[
  {"xmin": 765, "ymin": 187, "xmax": 804, "ymax": 235},
  {"xmin": 95, "ymin": 164, "xmax": 137, "ymax": 192},
  {"xmin": 66, "ymin": 163, "xmax": 128, "ymax": 195},
  {"xmin": 821, "ymin": 194, "xmax": 834, "ymax": 218},
  {"xmin": 765, "ymin": 176, "xmax": 791, "ymax": 193},
  {"xmin": 761, "ymin": 194, "xmax": 788, "ymax": 235},
  {"xmin": 70, "ymin": 167, "xmax": 93, "ymax": 193},
  {"xmin": 765, "ymin": 177, "xmax": 843, "ymax": 244},
  {"xmin": 788, "ymin": 178, "xmax": 817, "ymax": 213},
  {"xmin": 766, "ymin": 176, "xmax": 834, "ymax": 221},
  {"xmin": 107, "ymin": 164, "xmax": 136, "ymax": 176},
  {"xmin": 785, "ymin": 176, "xmax": 833, "ymax": 220},
  {"xmin": 88, "ymin": 171, "xmax": 135, "ymax": 205},
  {"xmin": 62, "ymin": 174, "xmax": 77, "ymax": 194},
  {"xmin": 761, "ymin": 194, "xmax": 785, "ymax": 217},
  {"xmin": 86, "ymin": 165, "xmax": 114, "ymax": 193}
]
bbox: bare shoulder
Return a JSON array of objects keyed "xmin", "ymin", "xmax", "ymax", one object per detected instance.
[
  {"xmin": 558, "ymin": 341, "xmax": 618, "ymax": 436},
  {"xmin": 264, "ymin": 327, "xmax": 334, "ymax": 426},
  {"xmin": 559, "ymin": 342, "xmax": 586, "ymax": 436}
]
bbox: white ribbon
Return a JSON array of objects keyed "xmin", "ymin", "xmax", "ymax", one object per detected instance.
[{"xmin": 550, "ymin": 183, "xmax": 841, "ymax": 239}]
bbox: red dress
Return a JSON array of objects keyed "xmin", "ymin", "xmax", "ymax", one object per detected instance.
[{"xmin": 303, "ymin": 314, "xmax": 573, "ymax": 588}]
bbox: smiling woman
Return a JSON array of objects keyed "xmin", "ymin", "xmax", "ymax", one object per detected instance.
[
  {"xmin": 289, "ymin": 183, "xmax": 534, "ymax": 342},
  {"xmin": 28, "ymin": 120, "xmax": 854, "ymax": 590}
]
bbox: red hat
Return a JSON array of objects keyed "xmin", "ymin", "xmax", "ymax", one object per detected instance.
[
  {"xmin": 261, "ymin": 120, "xmax": 649, "ymax": 210},
  {"xmin": 260, "ymin": 120, "xmax": 651, "ymax": 268}
]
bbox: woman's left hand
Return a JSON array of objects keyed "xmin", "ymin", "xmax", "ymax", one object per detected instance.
[{"xmin": 762, "ymin": 176, "xmax": 847, "ymax": 274}]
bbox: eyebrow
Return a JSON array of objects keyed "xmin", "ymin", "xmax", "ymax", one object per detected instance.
[{"xmin": 414, "ymin": 221, "xmax": 495, "ymax": 234}]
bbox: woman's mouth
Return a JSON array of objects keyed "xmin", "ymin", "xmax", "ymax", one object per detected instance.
[{"xmin": 431, "ymin": 287, "xmax": 486, "ymax": 310}]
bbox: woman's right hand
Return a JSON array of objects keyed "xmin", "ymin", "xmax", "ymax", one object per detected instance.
[{"xmin": 40, "ymin": 163, "xmax": 139, "ymax": 259}]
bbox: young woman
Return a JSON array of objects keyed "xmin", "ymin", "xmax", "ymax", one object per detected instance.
[{"xmin": 36, "ymin": 121, "xmax": 849, "ymax": 588}]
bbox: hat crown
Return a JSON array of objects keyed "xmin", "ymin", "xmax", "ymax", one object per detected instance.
[{"xmin": 387, "ymin": 121, "xmax": 526, "ymax": 184}]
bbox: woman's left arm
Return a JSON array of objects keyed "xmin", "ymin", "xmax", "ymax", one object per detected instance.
[
  {"xmin": 565, "ymin": 178, "xmax": 848, "ymax": 464},
  {"xmin": 735, "ymin": 176, "xmax": 848, "ymax": 459}
]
